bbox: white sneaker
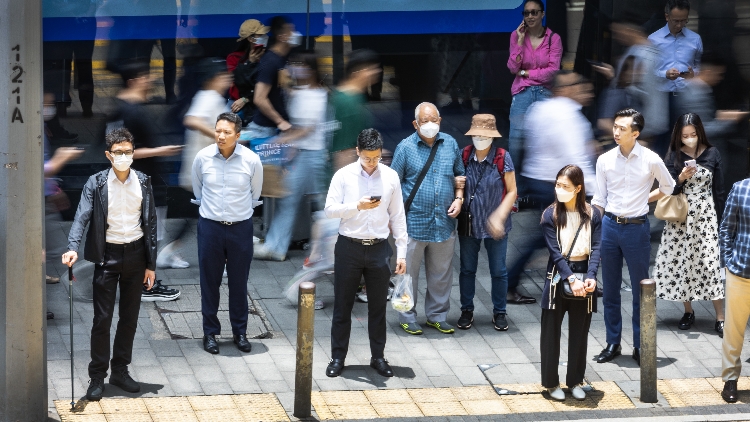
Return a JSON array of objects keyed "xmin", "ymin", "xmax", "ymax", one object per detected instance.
[
  {"xmin": 386, "ymin": 287, "xmax": 394, "ymax": 301},
  {"xmin": 223, "ymin": 267, "xmax": 227, "ymax": 278},
  {"xmin": 167, "ymin": 253, "xmax": 189, "ymax": 269},
  {"xmin": 571, "ymin": 383, "xmax": 586, "ymax": 401},
  {"xmin": 314, "ymin": 300, "xmax": 325, "ymax": 310},
  {"xmin": 547, "ymin": 386, "xmax": 565, "ymax": 401},
  {"xmin": 355, "ymin": 291, "xmax": 368, "ymax": 303}
]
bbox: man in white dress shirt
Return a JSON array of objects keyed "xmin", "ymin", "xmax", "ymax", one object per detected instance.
[
  {"xmin": 63, "ymin": 128, "xmax": 157, "ymax": 401},
  {"xmin": 591, "ymin": 108, "xmax": 675, "ymax": 365},
  {"xmin": 192, "ymin": 112, "xmax": 263, "ymax": 355},
  {"xmin": 324, "ymin": 129, "xmax": 407, "ymax": 378}
]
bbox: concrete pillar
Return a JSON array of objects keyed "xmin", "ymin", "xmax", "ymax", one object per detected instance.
[{"xmin": 0, "ymin": 0, "xmax": 47, "ymax": 419}]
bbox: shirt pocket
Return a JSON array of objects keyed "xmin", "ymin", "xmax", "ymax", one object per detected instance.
[{"xmin": 224, "ymin": 165, "xmax": 252, "ymax": 195}]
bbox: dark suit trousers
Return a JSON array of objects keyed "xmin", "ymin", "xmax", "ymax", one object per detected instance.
[
  {"xmin": 540, "ymin": 286, "xmax": 593, "ymax": 388},
  {"xmin": 89, "ymin": 240, "xmax": 146, "ymax": 379},
  {"xmin": 197, "ymin": 217, "xmax": 253, "ymax": 336},
  {"xmin": 331, "ymin": 237, "xmax": 392, "ymax": 360}
]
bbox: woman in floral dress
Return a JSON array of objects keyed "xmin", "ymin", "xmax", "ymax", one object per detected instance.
[{"xmin": 654, "ymin": 113, "xmax": 726, "ymax": 336}]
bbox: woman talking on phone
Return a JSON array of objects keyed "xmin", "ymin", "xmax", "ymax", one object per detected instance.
[
  {"xmin": 653, "ymin": 113, "xmax": 726, "ymax": 336},
  {"xmin": 540, "ymin": 165, "xmax": 601, "ymax": 401},
  {"xmin": 506, "ymin": 0, "xmax": 562, "ymax": 187},
  {"xmin": 227, "ymin": 19, "xmax": 269, "ymax": 125}
]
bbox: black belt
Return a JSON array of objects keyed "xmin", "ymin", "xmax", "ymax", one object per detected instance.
[
  {"xmin": 105, "ymin": 238, "xmax": 143, "ymax": 249},
  {"xmin": 605, "ymin": 212, "xmax": 647, "ymax": 224},
  {"xmin": 341, "ymin": 235, "xmax": 385, "ymax": 246}
]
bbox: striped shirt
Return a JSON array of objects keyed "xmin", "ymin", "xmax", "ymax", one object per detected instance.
[
  {"xmin": 720, "ymin": 178, "xmax": 750, "ymax": 279},
  {"xmin": 463, "ymin": 147, "xmax": 514, "ymax": 239},
  {"xmin": 391, "ymin": 132, "xmax": 465, "ymax": 243}
]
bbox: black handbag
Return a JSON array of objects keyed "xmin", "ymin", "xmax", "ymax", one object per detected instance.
[{"xmin": 554, "ymin": 224, "xmax": 594, "ymax": 300}]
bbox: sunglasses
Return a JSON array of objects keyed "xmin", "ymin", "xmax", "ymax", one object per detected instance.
[{"xmin": 523, "ymin": 9, "xmax": 542, "ymax": 17}]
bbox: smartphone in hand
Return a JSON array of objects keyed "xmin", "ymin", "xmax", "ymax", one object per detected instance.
[
  {"xmin": 587, "ymin": 59, "xmax": 604, "ymax": 67},
  {"xmin": 370, "ymin": 196, "xmax": 381, "ymax": 202},
  {"xmin": 684, "ymin": 159, "xmax": 697, "ymax": 168},
  {"xmin": 679, "ymin": 70, "xmax": 690, "ymax": 77}
]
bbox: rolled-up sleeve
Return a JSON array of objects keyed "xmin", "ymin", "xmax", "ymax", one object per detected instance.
[
  {"xmin": 250, "ymin": 156, "xmax": 264, "ymax": 208},
  {"xmin": 388, "ymin": 178, "xmax": 408, "ymax": 259},
  {"xmin": 191, "ymin": 152, "xmax": 204, "ymax": 206},
  {"xmin": 652, "ymin": 158, "xmax": 676, "ymax": 195},
  {"xmin": 591, "ymin": 158, "xmax": 608, "ymax": 209}
]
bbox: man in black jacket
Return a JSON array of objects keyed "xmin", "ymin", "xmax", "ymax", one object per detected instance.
[{"xmin": 63, "ymin": 128, "xmax": 157, "ymax": 401}]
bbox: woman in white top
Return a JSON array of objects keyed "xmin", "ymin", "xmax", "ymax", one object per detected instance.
[{"xmin": 540, "ymin": 165, "xmax": 602, "ymax": 401}]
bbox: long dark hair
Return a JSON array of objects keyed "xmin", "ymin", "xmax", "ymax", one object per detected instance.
[
  {"xmin": 546, "ymin": 164, "xmax": 591, "ymax": 229},
  {"xmin": 667, "ymin": 113, "xmax": 711, "ymax": 169}
]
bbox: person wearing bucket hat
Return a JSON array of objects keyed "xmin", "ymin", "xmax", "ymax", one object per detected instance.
[
  {"xmin": 228, "ymin": 19, "xmax": 269, "ymax": 125},
  {"xmin": 455, "ymin": 114, "xmax": 518, "ymax": 331}
]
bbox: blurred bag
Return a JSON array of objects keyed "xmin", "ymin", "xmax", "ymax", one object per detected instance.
[
  {"xmin": 457, "ymin": 211, "xmax": 472, "ymax": 237},
  {"xmin": 655, "ymin": 193, "xmax": 688, "ymax": 222},
  {"xmin": 390, "ymin": 274, "xmax": 414, "ymax": 312},
  {"xmin": 47, "ymin": 186, "xmax": 70, "ymax": 213}
]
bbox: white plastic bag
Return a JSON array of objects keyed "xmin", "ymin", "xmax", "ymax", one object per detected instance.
[{"xmin": 390, "ymin": 274, "xmax": 414, "ymax": 312}]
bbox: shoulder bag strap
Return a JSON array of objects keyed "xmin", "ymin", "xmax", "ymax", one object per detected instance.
[
  {"xmin": 404, "ymin": 141, "xmax": 440, "ymax": 213},
  {"xmin": 564, "ymin": 224, "xmax": 584, "ymax": 261}
]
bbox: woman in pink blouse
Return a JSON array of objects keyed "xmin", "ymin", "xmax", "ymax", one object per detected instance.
[{"xmin": 507, "ymin": 0, "xmax": 563, "ymax": 189}]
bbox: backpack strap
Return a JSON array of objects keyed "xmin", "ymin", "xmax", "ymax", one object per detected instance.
[
  {"xmin": 461, "ymin": 145, "xmax": 473, "ymax": 166},
  {"xmin": 493, "ymin": 147, "xmax": 507, "ymax": 197}
]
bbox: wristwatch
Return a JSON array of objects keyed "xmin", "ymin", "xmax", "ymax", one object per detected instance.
[
  {"xmin": 455, "ymin": 196, "xmax": 464, "ymax": 203},
  {"xmin": 568, "ymin": 275, "xmax": 577, "ymax": 283},
  {"xmin": 520, "ymin": 70, "xmax": 527, "ymax": 77}
]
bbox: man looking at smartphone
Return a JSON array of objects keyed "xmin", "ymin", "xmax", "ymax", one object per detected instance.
[
  {"xmin": 62, "ymin": 128, "xmax": 157, "ymax": 401},
  {"xmin": 324, "ymin": 129, "xmax": 407, "ymax": 378}
]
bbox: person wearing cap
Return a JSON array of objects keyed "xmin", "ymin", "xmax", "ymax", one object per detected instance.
[
  {"xmin": 227, "ymin": 19, "xmax": 269, "ymax": 125},
  {"xmin": 455, "ymin": 115, "xmax": 517, "ymax": 332}
]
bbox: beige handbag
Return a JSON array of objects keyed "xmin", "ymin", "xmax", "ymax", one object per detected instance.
[{"xmin": 655, "ymin": 193, "xmax": 688, "ymax": 222}]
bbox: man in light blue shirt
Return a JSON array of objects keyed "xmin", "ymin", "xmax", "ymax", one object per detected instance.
[
  {"xmin": 648, "ymin": 0, "xmax": 703, "ymax": 94},
  {"xmin": 192, "ymin": 112, "xmax": 263, "ymax": 355}
]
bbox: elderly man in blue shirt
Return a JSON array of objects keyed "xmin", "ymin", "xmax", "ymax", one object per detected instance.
[
  {"xmin": 192, "ymin": 112, "xmax": 263, "ymax": 355},
  {"xmin": 391, "ymin": 102, "xmax": 465, "ymax": 335}
]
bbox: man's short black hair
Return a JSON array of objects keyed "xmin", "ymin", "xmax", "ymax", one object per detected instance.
[
  {"xmin": 665, "ymin": 0, "xmax": 690, "ymax": 14},
  {"xmin": 105, "ymin": 128, "xmax": 135, "ymax": 151},
  {"xmin": 268, "ymin": 15, "xmax": 292, "ymax": 46},
  {"xmin": 119, "ymin": 60, "xmax": 149, "ymax": 86},
  {"xmin": 614, "ymin": 108, "xmax": 645, "ymax": 133},
  {"xmin": 357, "ymin": 128, "xmax": 383, "ymax": 151},
  {"xmin": 345, "ymin": 49, "xmax": 380, "ymax": 79},
  {"xmin": 216, "ymin": 112, "xmax": 243, "ymax": 133}
]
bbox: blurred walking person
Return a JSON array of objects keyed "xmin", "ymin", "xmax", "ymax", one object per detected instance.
[{"xmin": 227, "ymin": 19, "xmax": 269, "ymax": 126}]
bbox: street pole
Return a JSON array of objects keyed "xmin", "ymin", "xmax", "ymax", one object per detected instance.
[
  {"xmin": 640, "ymin": 279, "xmax": 657, "ymax": 403},
  {"xmin": 293, "ymin": 282, "xmax": 316, "ymax": 418},
  {"xmin": 0, "ymin": 0, "xmax": 47, "ymax": 419}
]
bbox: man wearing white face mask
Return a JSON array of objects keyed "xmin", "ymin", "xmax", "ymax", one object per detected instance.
[
  {"xmin": 391, "ymin": 102, "xmax": 465, "ymax": 335},
  {"xmin": 63, "ymin": 128, "xmax": 157, "ymax": 401}
]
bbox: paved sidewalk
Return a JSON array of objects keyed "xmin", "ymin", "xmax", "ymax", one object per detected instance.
[{"xmin": 45, "ymin": 212, "xmax": 750, "ymax": 421}]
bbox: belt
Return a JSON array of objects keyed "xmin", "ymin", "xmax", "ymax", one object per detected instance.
[
  {"xmin": 219, "ymin": 221, "xmax": 237, "ymax": 225},
  {"xmin": 605, "ymin": 212, "xmax": 647, "ymax": 224},
  {"xmin": 341, "ymin": 235, "xmax": 385, "ymax": 246},
  {"xmin": 105, "ymin": 238, "xmax": 143, "ymax": 249}
]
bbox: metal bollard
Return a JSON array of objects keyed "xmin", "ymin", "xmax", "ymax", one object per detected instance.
[
  {"xmin": 640, "ymin": 279, "xmax": 657, "ymax": 403},
  {"xmin": 293, "ymin": 281, "xmax": 316, "ymax": 418}
]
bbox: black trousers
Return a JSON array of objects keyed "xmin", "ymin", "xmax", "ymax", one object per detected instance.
[
  {"xmin": 331, "ymin": 237, "xmax": 392, "ymax": 360},
  {"xmin": 89, "ymin": 240, "xmax": 146, "ymax": 379},
  {"xmin": 540, "ymin": 285, "xmax": 593, "ymax": 388},
  {"xmin": 197, "ymin": 217, "xmax": 253, "ymax": 336}
]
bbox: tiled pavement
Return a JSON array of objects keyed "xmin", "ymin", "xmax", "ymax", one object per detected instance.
[{"xmin": 44, "ymin": 210, "xmax": 750, "ymax": 421}]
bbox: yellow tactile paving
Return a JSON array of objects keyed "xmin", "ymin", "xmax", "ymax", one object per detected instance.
[
  {"xmin": 317, "ymin": 389, "xmax": 370, "ymax": 405},
  {"xmin": 371, "ymin": 402, "xmax": 424, "ymax": 418},
  {"xmin": 103, "ymin": 413, "xmax": 152, "ymax": 422},
  {"xmin": 187, "ymin": 395, "xmax": 237, "ymax": 411},
  {"xmin": 364, "ymin": 389, "xmax": 413, "ymax": 404},
  {"xmin": 407, "ymin": 387, "xmax": 457, "ymax": 403},
  {"xmin": 450, "ymin": 385, "xmax": 500, "ymax": 401},
  {"xmin": 326, "ymin": 404, "xmax": 380, "ymax": 420},
  {"xmin": 142, "ymin": 397, "xmax": 193, "ymax": 413},
  {"xmin": 460, "ymin": 399, "xmax": 512, "ymax": 415},
  {"xmin": 417, "ymin": 400, "xmax": 468, "ymax": 416},
  {"xmin": 99, "ymin": 399, "xmax": 148, "ymax": 414},
  {"xmin": 148, "ymin": 412, "xmax": 199, "ymax": 422}
]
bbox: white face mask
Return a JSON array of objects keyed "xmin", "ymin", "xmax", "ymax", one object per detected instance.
[
  {"xmin": 555, "ymin": 187, "xmax": 576, "ymax": 203},
  {"xmin": 254, "ymin": 34, "xmax": 269, "ymax": 47},
  {"xmin": 43, "ymin": 105, "xmax": 56, "ymax": 121},
  {"xmin": 683, "ymin": 137, "xmax": 698, "ymax": 148},
  {"xmin": 112, "ymin": 154, "xmax": 133, "ymax": 172},
  {"xmin": 472, "ymin": 136, "xmax": 493, "ymax": 150},
  {"xmin": 287, "ymin": 31, "xmax": 302, "ymax": 47},
  {"xmin": 418, "ymin": 122, "xmax": 440, "ymax": 139}
]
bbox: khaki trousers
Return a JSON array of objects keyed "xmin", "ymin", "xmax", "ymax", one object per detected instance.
[{"xmin": 722, "ymin": 270, "xmax": 750, "ymax": 381}]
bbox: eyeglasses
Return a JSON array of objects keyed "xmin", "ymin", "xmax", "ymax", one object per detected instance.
[
  {"xmin": 523, "ymin": 9, "xmax": 542, "ymax": 17},
  {"xmin": 110, "ymin": 150, "xmax": 134, "ymax": 157},
  {"xmin": 361, "ymin": 157, "xmax": 382, "ymax": 164},
  {"xmin": 668, "ymin": 18, "xmax": 689, "ymax": 25}
]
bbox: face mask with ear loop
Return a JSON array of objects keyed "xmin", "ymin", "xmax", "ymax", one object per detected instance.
[{"xmin": 555, "ymin": 187, "xmax": 576, "ymax": 203}]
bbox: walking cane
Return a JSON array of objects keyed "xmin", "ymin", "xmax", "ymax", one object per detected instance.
[{"xmin": 68, "ymin": 265, "xmax": 76, "ymax": 410}]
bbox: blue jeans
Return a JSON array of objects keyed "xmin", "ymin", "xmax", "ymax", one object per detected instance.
[
  {"xmin": 508, "ymin": 86, "xmax": 551, "ymax": 195},
  {"xmin": 264, "ymin": 149, "xmax": 326, "ymax": 255},
  {"xmin": 601, "ymin": 214, "xmax": 651, "ymax": 349},
  {"xmin": 458, "ymin": 235, "xmax": 509, "ymax": 315}
]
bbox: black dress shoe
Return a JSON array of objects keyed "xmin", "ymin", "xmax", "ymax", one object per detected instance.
[
  {"xmin": 203, "ymin": 335, "xmax": 219, "ymax": 354},
  {"xmin": 632, "ymin": 348, "xmax": 640, "ymax": 366},
  {"xmin": 370, "ymin": 357, "xmax": 394, "ymax": 377},
  {"xmin": 595, "ymin": 344, "xmax": 622, "ymax": 363},
  {"xmin": 109, "ymin": 368, "xmax": 140, "ymax": 393},
  {"xmin": 326, "ymin": 359, "xmax": 345, "ymax": 377},
  {"xmin": 86, "ymin": 378, "xmax": 105, "ymax": 401},
  {"xmin": 716, "ymin": 320, "xmax": 724, "ymax": 338},
  {"xmin": 233, "ymin": 334, "xmax": 252, "ymax": 352},
  {"xmin": 678, "ymin": 312, "xmax": 695, "ymax": 330},
  {"xmin": 722, "ymin": 380, "xmax": 738, "ymax": 403}
]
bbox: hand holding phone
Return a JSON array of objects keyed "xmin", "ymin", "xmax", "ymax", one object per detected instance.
[
  {"xmin": 684, "ymin": 159, "xmax": 697, "ymax": 168},
  {"xmin": 370, "ymin": 196, "xmax": 381, "ymax": 202}
]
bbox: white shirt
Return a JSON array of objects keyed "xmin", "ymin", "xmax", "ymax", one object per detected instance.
[
  {"xmin": 192, "ymin": 143, "xmax": 263, "ymax": 223},
  {"xmin": 521, "ymin": 96, "xmax": 597, "ymax": 193},
  {"xmin": 592, "ymin": 141, "xmax": 675, "ymax": 217},
  {"xmin": 325, "ymin": 162, "xmax": 408, "ymax": 259},
  {"xmin": 106, "ymin": 168, "xmax": 143, "ymax": 244},
  {"xmin": 560, "ymin": 212, "xmax": 591, "ymax": 257},
  {"xmin": 180, "ymin": 89, "xmax": 229, "ymax": 189},
  {"xmin": 287, "ymin": 87, "xmax": 328, "ymax": 151}
]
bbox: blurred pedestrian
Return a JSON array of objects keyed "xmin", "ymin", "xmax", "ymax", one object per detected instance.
[
  {"xmin": 718, "ymin": 177, "xmax": 750, "ymax": 403},
  {"xmin": 591, "ymin": 109, "xmax": 675, "ymax": 365},
  {"xmin": 654, "ymin": 113, "xmax": 725, "ymax": 336},
  {"xmin": 507, "ymin": 0, "xmax": 562, "ymax": 191},
  {"xmin": 540, "ymin": 165, "xmax": 601, "ymax": 401},
  {"xmin": 324, "ymin": 129, "xmax": 407, "ymax": 378},
  {"xmin": 62, "ymin": 128, "xmax": 157, "ymax": 401},
  {"xmin": 391, "ymin": 102, "xmax": 465, "ymax": 335},
  {"xmin": 192, "ymin": 113, "xmax": 263, "ymax": 355},
  {"xmin": 456, "ymin": 115, "xmax": 517, "ymax": 331},
  {"xmin": 255, "ymin": 53, "xmax": 328, "ymax": 261},
  {"xmin": 227, "ymin": 19, "xmax": 269, "ymax": 126}
]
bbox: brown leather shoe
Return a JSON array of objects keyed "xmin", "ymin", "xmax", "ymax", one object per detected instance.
[{"xmin": 722, "ymin": 380, "xmax": 738, "ymax": 403}]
